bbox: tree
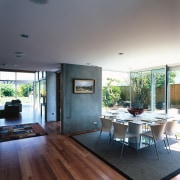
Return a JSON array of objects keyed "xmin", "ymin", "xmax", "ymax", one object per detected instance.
[
  {"xmin": 155, "ymin": 71, "xmax": 176, "ymax": 88},
  {"xmin": 102, "ymin": 78, "xmax": 121, "ymax": 107},
  {"xmin": 131, "ymin": 72, "xmax": 151, "ymax": 109},
  {"xmin": 17, "ymin": 83, "xmax": 33, "ymax": 97},
  {"xmin": 0, "ymin": 84, "xmax": 15, "ymax": 97}
]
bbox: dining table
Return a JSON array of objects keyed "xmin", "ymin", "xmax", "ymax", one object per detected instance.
[{"xmin": 102, "ymin": 110, "xmax": 175, "ymax": 150}]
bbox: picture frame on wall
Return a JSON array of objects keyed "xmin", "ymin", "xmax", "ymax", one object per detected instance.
[{"xmin": 73, "ymin": 79, "xmax": 95, "ymax": 94}]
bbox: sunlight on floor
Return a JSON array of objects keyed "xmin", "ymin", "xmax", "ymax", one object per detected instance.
[{"xmin": 170, "ymin": 140, "xmax": 180, "ymax": 152}]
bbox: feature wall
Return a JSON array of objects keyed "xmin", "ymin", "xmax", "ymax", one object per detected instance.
[{"xmin": 60, "ymin": 64, "xmax": 102, "ymax": 134}]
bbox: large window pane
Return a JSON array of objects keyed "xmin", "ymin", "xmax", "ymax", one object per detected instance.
[
  {"xmin": 0, "ymin": 72, "xmax": 15, "ymax": 80},
  {"xmin": 168, "ymin": 68, "xmax": 180, "ymax": 117},
  {"xmin": 0, "ymin": 83, "xmax": 15, "ymax": 106},
  {"xmin": 130, "ymin": 71, "xmax": 151, "ymax": 111},
  {"xmin": 40, "ymin": 80, "xmax": 46, "ymax": 104},
  {"xmin": 102, "ymin": 71, "xmax": 130, "ymax": 112},
  {"xmin": 0, "ymin": 71, "xmax": 35, "ymax": 106},
  {"xmin": 35, "ymin": 81, "xmax": 39, "ymax": 108},
  {"xmin": 151, "ymin": 69, "xmax": 166, "ymax": 113},
  {"xmin": 16, "ymin": 72, "xmax": 34, "ymax": 81}
]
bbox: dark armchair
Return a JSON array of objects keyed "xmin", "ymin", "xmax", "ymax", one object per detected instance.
[{"xmin": 4, "ymin": 99, "xmax": 22, "ymax": 115}]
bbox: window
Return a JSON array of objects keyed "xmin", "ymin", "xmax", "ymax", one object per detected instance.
[
  {"xmin": 168, "ymin": 67, "xmax": 180, "ymax": 118},
  {"xmin": 0, "ymin": 71, "xmax": 35, "ymax": 105},
  {"xmin": 102, "ymin": 71, "xmax": 130, "ymax": 111}
]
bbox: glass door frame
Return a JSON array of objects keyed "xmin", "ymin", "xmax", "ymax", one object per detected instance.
[{"xmin": 150, "ymin": 67, "xmax": 167, "ymax": 113}]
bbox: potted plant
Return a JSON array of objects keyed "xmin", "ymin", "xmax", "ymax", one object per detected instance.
[{"xmin": 128, "ymin": 72, "xmax": 150, "ymax": 116}]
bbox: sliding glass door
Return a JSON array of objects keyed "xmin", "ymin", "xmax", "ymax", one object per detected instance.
[
  {"xmin": 103, "ymin": 67, "xmax": 180, "ymax": 118},
  {"xmin": 0, "ymin": 71, "xmax": 34, "ymax": 106},
  {"xmin": 151, "ymin": 68, "xmax": 166, "ymax": 113},
  {"xmin": 168, "ymin": 67, "xmax": 180, "ymax": 118}
]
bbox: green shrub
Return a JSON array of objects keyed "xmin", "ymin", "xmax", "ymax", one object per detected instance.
[{"xmin": 0, "ymin": 85, "xmax": 15, "ymax": 97}]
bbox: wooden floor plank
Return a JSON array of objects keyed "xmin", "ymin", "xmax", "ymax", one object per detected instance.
[
  {"xmin": 0, "ymin": 134, "xmax": 126, "ymax": 180},
  {"xmin": 18, "ymin": 149, "xmax": 34, "ymax": 180}
]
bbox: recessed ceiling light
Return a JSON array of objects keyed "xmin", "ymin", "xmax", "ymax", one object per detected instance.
[
  {"xmin": 21, "ymin": 34, "xmax": 29, "ymax": 38},
  {"xmin": 15, "ymin": 52, "xmax": 25, "ymax": 56},
  {"xmin": 29, "ymin": 0, "xmax": 48, "ymax": 4},
  {"xmin": 118, "ymin": 53, "xmax": 124, "ymax": 55}
]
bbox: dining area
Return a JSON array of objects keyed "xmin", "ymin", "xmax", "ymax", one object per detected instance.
[
  {"xmin": 72, "ymin": 109, "xmax": 180, "ymax": 180},
  {"xmin": 101, "ymin": 109, "xmax": 179, "ymax": 159}
]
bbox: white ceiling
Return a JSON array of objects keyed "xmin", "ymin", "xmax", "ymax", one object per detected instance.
[{"xmin": 0, "ymin": 0, "xmax": 180, "ymax": 72}]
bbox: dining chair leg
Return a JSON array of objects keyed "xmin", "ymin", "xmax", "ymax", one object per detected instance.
[
  {"xmin": 153, "ymin": 139, "xmax": 160, "ymax": 160},
  {"xmin": 164, "ymin": 134, "xmax": 170, "ymax": 153},
  {"xmin": 109, "ymin": 133, "xmax": 115, "ymax": 147},
  {"xmin": 99, "ymin": 130, "xmax": 102, "ymax": 135},
  {"xmin": 98, "ymin": 130, "xmax": 102, "ymax": 141},
  {"xmin": 109, "ymin": 132, "xmax": 111, "ymax": 140},
  {"xmin": 166, "ymin": 134, "xmax": 171, "ymax": 153},
  {"xmin": 163, "ymin": 139, "xmax": 169, "ymax": 154},
  {"xmin": 120, "ymin": 139, "xmax": 125, "ymax": 158}
]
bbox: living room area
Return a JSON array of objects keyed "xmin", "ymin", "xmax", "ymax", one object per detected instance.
[{"xmin": 0, "ymin": 71, "xmax": 46, "ymax": 125}]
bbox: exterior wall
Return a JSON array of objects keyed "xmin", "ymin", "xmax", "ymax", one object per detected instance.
[
  {"xmin": 61, "ymin": 64, "xmax": 102, "ymax": 134},
  {"xmin": 46, "ymin": 72, "xmax": 57, "ymax": 121}
]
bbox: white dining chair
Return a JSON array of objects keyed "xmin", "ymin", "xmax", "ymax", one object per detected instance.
[
  {"xmin": 110, "ymin": 122, "xmax": 137, "ymax": 158},
  {"xmin": 165, "ymin": 120, "xmax": 177, "ymax": 138},
  {"xmin": 99, "ymin": 118, "xmax": 113, "ymax": 140},
  {"xmin": 140, "ymin": 123, "xmax": 169, "ymax": 160},
  {"xmin": 164, "ymin": 120, "xmax": 178, "ymax": 152}
]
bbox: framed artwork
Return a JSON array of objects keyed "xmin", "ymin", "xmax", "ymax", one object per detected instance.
[{"xmin": 73, "ymin": 79, "xmax": 95, "ymax": 93}]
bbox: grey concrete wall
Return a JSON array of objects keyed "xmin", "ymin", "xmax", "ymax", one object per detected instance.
[
  {"xmin": 61, "ymin": 64, "xmax": 102, "ymax": 134},
  {"xmin": 46, "ymin": 72, "xmax": 57, "ymax": 121}
]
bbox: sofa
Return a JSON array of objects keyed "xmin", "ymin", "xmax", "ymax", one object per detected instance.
[{"xmin": 4, "ymin": 99, "xmax": 22, "ymax": 116}]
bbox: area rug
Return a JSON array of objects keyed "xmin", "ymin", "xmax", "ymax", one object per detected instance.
[
  {"xmin": 0, "ymin": 123, "xmax": 47, "ymax": 142},
  {"xmin": 72, "ymin": 131, "xmax": 180, "ymax": 180}
]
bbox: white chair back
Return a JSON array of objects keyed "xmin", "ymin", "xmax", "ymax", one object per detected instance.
[
  {"xmin": 165, "ymin": 120, "xmax": 177, "ymax": 136},
  {"xmin": 150, "ymin": 124, "xmax": 166, "ymax": 141},
  {"xmin": 100, "ymin": 118, "xmax": 112, "ymax": 133},
  {"xmin": 113, "ymin": 122, "xmax": 128, "ymax": 139}
]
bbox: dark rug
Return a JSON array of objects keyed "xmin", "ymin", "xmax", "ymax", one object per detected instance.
[
  {"xmin": 72, "ymin": 131, "xmax": 180, "ymax": 180},
  {"xmin": 0, "ymin": 123, "xmax": 47, "ymax": 142}
]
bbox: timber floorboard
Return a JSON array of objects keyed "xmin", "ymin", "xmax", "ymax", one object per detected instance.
[
  {"xmin": 0, "ymin": 133, "xmax": 126, "ymax": 180},
  {"xmin": 0, "ymin": 105, "xmax": 179, "ymax": 180},
  {"xmin": 0, "ymin": 112, "xmax": 126, "ymax": 180}
]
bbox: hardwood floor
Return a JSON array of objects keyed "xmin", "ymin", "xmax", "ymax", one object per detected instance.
[{"xmin": 0, "ymin": 105, "xmax": 126, "ymax": 180}]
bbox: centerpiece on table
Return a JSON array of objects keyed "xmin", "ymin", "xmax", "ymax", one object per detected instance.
[{"xmin": 128, "ymin": 72, "xmax": 150, "ymax": 116}]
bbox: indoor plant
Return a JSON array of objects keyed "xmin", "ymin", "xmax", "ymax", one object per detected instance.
[{"xmin": 128, "ymin": 72, "xmax": 150, "ymax": 116}]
